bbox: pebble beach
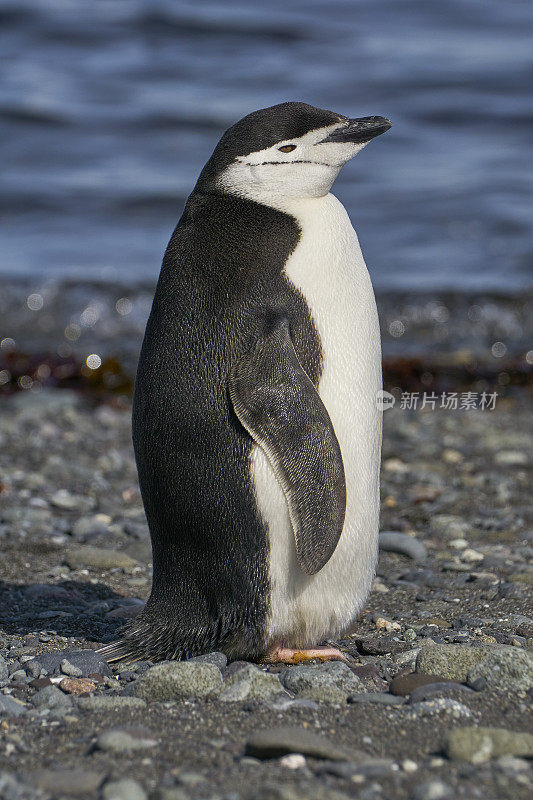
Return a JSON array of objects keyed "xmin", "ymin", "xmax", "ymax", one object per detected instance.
[
  {"xmin": 1, "ymin": 0, "xmax": 533, "ymax": 796},
  {"xmin": 0, "ymin": 386, "xmax": 531, "ymax": 800}
]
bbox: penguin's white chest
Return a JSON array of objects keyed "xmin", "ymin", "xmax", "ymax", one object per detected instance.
[{"xmin": 251, "ymin": 192, "xmax": 382, "ymax": 648}]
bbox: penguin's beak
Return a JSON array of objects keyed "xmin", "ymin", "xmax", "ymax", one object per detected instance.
[{"xmin": 319, "ymin": 116, "xmax": 392, "ymax": 144}]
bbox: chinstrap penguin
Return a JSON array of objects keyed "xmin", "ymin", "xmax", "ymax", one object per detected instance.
[{"xmin": 99, "ymin": 102, "xmax": 391, "ymax": 664}]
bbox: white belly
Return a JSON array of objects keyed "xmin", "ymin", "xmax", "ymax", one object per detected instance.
[{"xmin": 251, "ymin": 193, "xmax": 382, "ymax": 648}]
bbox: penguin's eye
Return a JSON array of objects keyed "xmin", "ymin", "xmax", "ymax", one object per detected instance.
[{"xmin": 278, "ymin": 144, "xmax": 296, "ymax": 153}]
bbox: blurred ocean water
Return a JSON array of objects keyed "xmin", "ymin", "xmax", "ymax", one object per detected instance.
[{"xmin": 1, "ymin": 0, "xmax": 532, "ymax": 292}]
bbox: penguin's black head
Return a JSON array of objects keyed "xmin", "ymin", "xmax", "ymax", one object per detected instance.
[{"xmin": 196, "ymin": 101, "xmax": 391, "ymax": 204}]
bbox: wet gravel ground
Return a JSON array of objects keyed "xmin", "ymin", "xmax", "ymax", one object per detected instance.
[{"xmin": 0, "ymin": 389, "xmax": 531, "ymax": 800}]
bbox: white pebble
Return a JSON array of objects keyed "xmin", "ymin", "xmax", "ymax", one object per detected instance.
[
  {"xmin": 279, "ymin": 753, "xmax": 306, "ymax": 769},
  {"xmin": 448, "ymin": 538, "xmax": 468, "ymax": 550},
  {"xmin": 494, "ymin": 450, "xmax": 528, "ymax": 466},
  {"xmin": 442, "ymin": 449, "xmax": 463, "ymax": 464},
  {"xmin": 383, "ymin": 457, "xmax": 408, "ymax": 473},
  {"xmin": 375, "ymin": 616, "xmax": 401, "ymax": 632},
  {"xmin": 461, "ymin": 548, "xmax": 484, "ymax": 563}
]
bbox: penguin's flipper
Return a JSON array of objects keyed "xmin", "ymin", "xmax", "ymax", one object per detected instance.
[{"xmin": 229, "ymin": 319, "xmax": 346, "ymax": 575}]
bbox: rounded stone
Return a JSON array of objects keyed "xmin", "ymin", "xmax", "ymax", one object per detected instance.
[
  {"xmin": 32, "ymin": 685, "xmax": 72, "ymax": 710},
  {"xmin": 245, "ymin": 725, "xmax": 357, "ymax": 761},
  {"xmin": 64, "ymin": 546, "xmax": 138, "ymax": 570},
  {"xmin": 379, "ymin": 531, "xmax": 427, "ymax": 561},
  {"xmin": 446, "ymin": 727, "xmax": 533, "ymax": 763},
  {"xmin": 0, "ymin": 695, "xmax": 27, "ymax": 717},
  {"xmin": 26, "ymin": 649, "xmax": 112, "ymax": 678},
  {"xmin": 60, "ymin": 677, "xmax": 96, "ymax": 695},
  {"xmin": 219, "ymin": 679, "xmax": 254, "ymax": 702},
  {"xmin": 28, "ymin": 769, "xmax": 106, "ymax": 796},
  {"xmin": 187, "ymin": 652, "xmax": 227, "ymax": 670},
  {"xmin": 221, "ymin": 664, "xmax": 284, "ymax": 701},
  {"xmin": 408, "ymin": 682, "xmax": 474, "ymax": 704},
  {"xmin": 102, "ymin": 778, "xmax": 147, "ymax": 800},
  {"xmin": 50, "ymin": 489, "xmax": 96, "ymax": 512},
  {"xmin": 280, "ymin": 661, "xmax": 366, "ymax": 703},
  {"xmin": 60, "ymin": 658, "xmax": 83, "ymax": 677},
  {"xmin": 131, "ymin": 661, "xmax": 222, "ymax": 701},
  {"xmin": 97, "ymin": 728, "xmax": 157, "ymax": 754},
  {"xmin": 0, "ymin": 655, "xmax": 8, "ymax": 685},
  {"xmin": 416, "ymin": 644, "xmax": 496, "ymax": 681},
  {"xmin": 390, "ymin": 672, "xmax": 457, "ymax": 696},
  {"xmin": 467, "ymin": 648, "xmax": 533, "ymax": 691},
  {"xmin": 412, "ymin": 780, "xmax": 453, "ymax": 800},
  {"xmin": 494, "ymin": 450, "xmax": 528, "ymax": 466}
]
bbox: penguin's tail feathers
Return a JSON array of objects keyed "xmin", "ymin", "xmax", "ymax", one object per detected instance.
[
  {"xmin": 95, "ymin": 615, "xmax": 218, "ymax": 664},
  {"xmin": 96, "ymin": 638, "xmax": 137, "ymax": 664},
  {"xmin": 96, "ymin": 608, "xmax": 263, "ymax": 664},
  {"xmin": 96, "ymin": 613, "xmax": 168, "ymax": 664}
]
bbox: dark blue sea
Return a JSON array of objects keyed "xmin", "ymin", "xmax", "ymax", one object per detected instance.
[{"xmin": 1, "ymin": 0, "xmax": 532, "ymax": 293}]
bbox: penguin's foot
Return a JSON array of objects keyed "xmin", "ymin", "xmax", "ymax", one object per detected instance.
[{"xmin": 265, "ymin": 645, "xmax": 352, "ymax": 665}]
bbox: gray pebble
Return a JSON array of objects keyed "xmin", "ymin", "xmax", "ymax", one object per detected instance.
[
  {"xmin": 174, "ymin": 771, "xmax": 208, "ymax": 787},
  {"xmin": 25, "ymin": 660, "xmax": 44, "ymax": 679},
  {"xmin": 64, "ymin": 546, "xmax": 138, "ymax": 570},
  {"xmin": 245, "ymin": 725, "xmax": 357, "ymax": 761},
  {"xmin": 430, "ymin": 515, "xmax": 471, "ymax": 539},
  {"xmin": 394, "ymin": 647, "xmax": 422, "ymax": 671},
  {"xmin": 102, "ymin": 779, "xmax": 147, "ymax": 800},
  {"xmin": 495, "ymin": 755, "xmax": 531, "ymax": 774},
  {"xmin": 280, "ymin": 661, "xmax": 366, "ymax": 704},
  {"xmin": 379, "ymin": 531, "xmax": 427, "ymax": 561},
  {"xmin": 416, "ymin": 644, "xmax": 495, "ymax": 681},
  {"xmin": 27, "ymin": 768, "xmax": 106, "ymax": 796},
  {"xmin": 26, "ymin": 649, "xmax": 112, "ymax": 678},
  {"xmin": 447, "ymin": 726, "xmax": 533, "ymax": 762},
  {"xmin": 0, "ymin": 655, "xmax": 8, "ymax": 686},
  {"xmin": 218, "ymin": 679, "xmax": 253, "ymax": 702},
  {"xmin": 9, "ymin": 669, "xmax": 28, "ymax": 683},
  {"xmin": 408, "ymin": 682, "xmax": 474, "ymax": 704},
  {"xmin": 0, "ymin": 695, "xmax": 27, "ymax": 717},
  {"xmin": 72, "ymin": 515, "xmax": 112, "ymax": 539},
  {"xmin": 32, "ymin": 685, "xmax": 72, "ymax": 711},
  {"xmin": 0, "ymin": 772, "xmax": 36, "ymax": 800},
  {"xmin": 50, "ymin": 489, "xmax": 96, "ymax": 512},
  {"xmin": 220, "ymin": 664, "xmax": 285, "ymax": 702},
  {"xmin": 97, "ymin": 728, "xmax": 158, "ymax": 754},
  {"xmin": 412, "ymin": 780, "xmax": 453, "ymax": 800},
  {"xmin": 188, "ymin": 652, "xmax": 227, "ymax": 670},
  {"xmin": 60, "ymin": 658, "xmax": 83, "ymax": 677},
  {"xmin": 131, "ymin": 661, "xmax": 222, "ymax": 701},
  {"xmin": 467, "ymin": 647, "xmax": 533, "ymax": 691}
]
